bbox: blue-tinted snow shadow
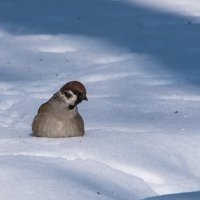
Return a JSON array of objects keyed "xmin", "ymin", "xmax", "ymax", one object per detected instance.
[
  {"xmin": 144, "ymin": 191, "xmax": 200, "ymax": 200},
  {"xmin": 0, "ymin": 155, "xmax": 143, "ymax": 200},
  {"xmin": 0, "ymin": 0, "xmax": 200, "ymax": 84}
]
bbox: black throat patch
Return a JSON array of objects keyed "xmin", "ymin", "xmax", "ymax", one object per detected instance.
[{"xmin": 68, "ymin": 105, "xmax": 76, "ymax": 110}]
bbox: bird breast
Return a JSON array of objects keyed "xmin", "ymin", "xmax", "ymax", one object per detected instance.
[{"xmin": 32, "ymin": 108, "xmax": 85, "ymax": 138}]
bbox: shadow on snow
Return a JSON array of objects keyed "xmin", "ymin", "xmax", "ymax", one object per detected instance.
[{"xmin": 0, "ymin": 0, "xmax": 200, "ymax": 84}]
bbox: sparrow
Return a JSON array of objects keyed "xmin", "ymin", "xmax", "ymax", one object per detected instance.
[{"xmin": 32, "ymin": 81, "xmax": 88, "ymax": 138}]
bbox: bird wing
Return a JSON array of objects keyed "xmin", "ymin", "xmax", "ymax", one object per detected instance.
[{"xmin": 38, "ymin": 102, "xmax": 49, "ymax": 114}]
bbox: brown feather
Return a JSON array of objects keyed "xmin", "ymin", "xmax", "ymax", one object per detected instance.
[{"xmin": 38, "ymin": 102, "xmax": 49, "ymax": 113}]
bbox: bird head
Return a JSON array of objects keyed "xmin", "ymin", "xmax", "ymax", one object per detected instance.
[{"xmin": 60, "ymin": 81, "xmax": 88, "ymax": 109}]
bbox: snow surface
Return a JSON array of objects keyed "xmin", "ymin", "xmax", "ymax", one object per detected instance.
[
  {"xmin": 144, "ymin": 191, "xmax": 200, "ymax": 200},
  {"xmin": 0, "ymin": 0, "xmax": 200, "ymax": 199}
]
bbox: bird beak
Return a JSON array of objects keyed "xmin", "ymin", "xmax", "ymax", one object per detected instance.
[{"xmin": 82, "ymin": 94, "xmax": 88, "ymax": 101}]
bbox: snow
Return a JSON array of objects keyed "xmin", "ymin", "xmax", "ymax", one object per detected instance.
[
  {"xmin": 0, "ymin": 0, "xmax": 200, "ymax": 199},
  {"xmin": 125, "ymin": 0, "xmax": 200, "ymax": 18},
  {"xmin": 144, "ymin": 191, "xmax": 200, "ymax": 200}
]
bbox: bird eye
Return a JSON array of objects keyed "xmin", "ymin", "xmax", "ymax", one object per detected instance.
[
  {"xmin": 64, "ymin": 91, "xmax": 72, "ymax": 98},
  {"xmin": 74, "ymin": 90, "xmax": 81, "ymax": 96}
]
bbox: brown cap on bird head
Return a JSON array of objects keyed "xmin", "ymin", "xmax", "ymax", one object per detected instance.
[{"xmin": 60, "ymin": 81, "xmax": 88, "ymax": 101}]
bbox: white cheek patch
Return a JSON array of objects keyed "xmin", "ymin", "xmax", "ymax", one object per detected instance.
[{"xmin": 67, "ymin": 90, "xmax": 77, "ymax": 105}]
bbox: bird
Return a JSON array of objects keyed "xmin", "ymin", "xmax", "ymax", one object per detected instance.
[{"xmin": 32, "ymin": 81, "xmax": 88, "ymax": 138}]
